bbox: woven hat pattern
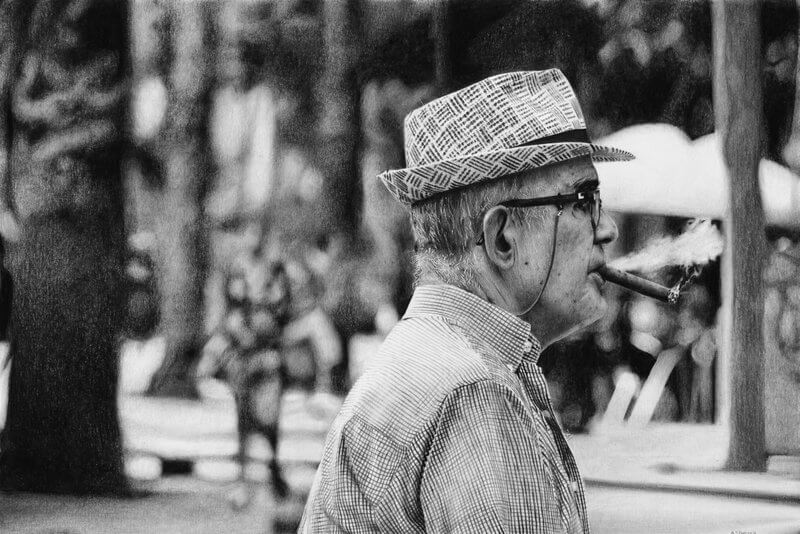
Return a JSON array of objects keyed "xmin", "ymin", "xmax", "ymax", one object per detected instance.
[
  {"xmin": 379, "ymin": 69, "xmax": 634, "ymax": 206},
  {"xmin": 405, "ymin": 70, "xmax": 583, "ymax": 166}
]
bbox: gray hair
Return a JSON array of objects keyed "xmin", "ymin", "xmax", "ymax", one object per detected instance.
[{"xmin": 409, "ymin": 167, "xmax": 555, "ymax": 290}]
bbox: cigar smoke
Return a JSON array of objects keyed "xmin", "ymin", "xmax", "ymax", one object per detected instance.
[
  {"xmin": 609, "ymin": 219, "xmax": 724, "ymax": 274},
  {"xmin": 598, "ymin": 219, "xmax": 723, "ymax": 304}
]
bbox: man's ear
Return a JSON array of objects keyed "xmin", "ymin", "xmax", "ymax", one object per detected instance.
[{"xmin": 481, "ymin": 206, "xmax": 516, "ymax": 269}]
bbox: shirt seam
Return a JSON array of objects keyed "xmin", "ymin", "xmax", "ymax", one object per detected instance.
[
  {"xmin": 369, "ymin": 315, "xmax": 505, "ymax": 527},
  {"xmin": 372, "ymin": 378, "xmax": 528, "ymax": 529},
  {"xmin": 417, "ymin": 378, "xmax": 543, "ymax": 527},
  {"xmin": 345, "ymin": 411, "xmax": 405, "ymax": 505},
  {"xmin": 439, "ymin": 314, "xmax": 524, "ymax": 373}
]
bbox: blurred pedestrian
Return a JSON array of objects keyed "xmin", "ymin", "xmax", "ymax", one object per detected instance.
[
  {"xmin": 673, "ymin": 284, "xmax": 717, "ymax": 422},
  {"xmin": 301, "ymin": 69, "xmax": 634, "ymax": 533},
  {"xmin": 272, "ymin": 235, "xmax": 343, "ymax": 397},
  {"xmin": 197, "ymin": 227, "xmax": 293, "ymax": 505}
]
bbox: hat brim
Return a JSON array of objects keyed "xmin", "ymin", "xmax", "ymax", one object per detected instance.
[{"xmin": 379, "ymin": 142, "xmax": 634, "ymax": 206}]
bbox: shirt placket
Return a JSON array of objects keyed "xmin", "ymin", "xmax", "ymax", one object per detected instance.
[{"xmin": 517, "ymin": 358, "xmax": 590, "ymax": 534}]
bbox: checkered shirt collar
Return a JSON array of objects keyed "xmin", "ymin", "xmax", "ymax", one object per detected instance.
[{"xmin": 403, "ymin": 284, "xmax": 543, "ymax": 370}]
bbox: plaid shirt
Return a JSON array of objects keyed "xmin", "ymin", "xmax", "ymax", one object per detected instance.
[{"xmin": 300, "ymin": 285, "xmax": 589, "ymax": 533}]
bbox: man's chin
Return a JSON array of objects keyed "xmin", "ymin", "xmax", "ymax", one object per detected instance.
[
  {"xmin": 554, "ymin": 301, "xmax": 607, "ymax": 343},
  {"xmin": 577, "ymin": 290, "xmax": 608, "ymax": 330},
  {"xmin": 530, "ymin": 286, "xmax": 609, "ymax": 345}
]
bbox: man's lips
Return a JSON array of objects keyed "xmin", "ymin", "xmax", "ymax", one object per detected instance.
[{"xmin": 589, "ymin": 262, "xmax": 606, "ymax": 285}]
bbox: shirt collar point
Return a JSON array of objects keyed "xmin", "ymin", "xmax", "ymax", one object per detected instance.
[{"xmin": 405, "ymin": 284, "xmax": 542, "ymax": 369}]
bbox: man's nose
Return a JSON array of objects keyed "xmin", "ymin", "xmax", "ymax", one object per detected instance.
[{"xmin": 595, "ymin": 209, "xmax": 618, "ymax": 245}]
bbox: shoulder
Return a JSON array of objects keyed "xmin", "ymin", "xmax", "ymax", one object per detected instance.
[
  {"xmin": 340, "ymin": 315, "xmax": 519, "ymax": 446},
  {"xmin": 371, "ymin": 315, "xmax": 495, "ymax": 390},
  {"xmin": 382, "ymin": 315, "xmax": 519, "ymax": 392},
  {"xmin": 433, "ymin": 378, "xmax": 532, "ymax": 432}
]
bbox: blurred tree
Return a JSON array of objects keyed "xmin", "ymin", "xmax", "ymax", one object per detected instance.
[
  {"xmin": 761, "ymin": 0, "xmax": 799, "ymax": 162},
  {"xmin": 238, "ymin": 0, "xmax": 321, "ymax": 150},
  {"xmin": 783, "ymin": 2, "xmax": 800, "ymax": 168},
  {"xmin": 146, "ymin": 0, "xmax": 218, "ymax": 397},
  {"xmin": 0, "ymin": 0, "xmax": 128, "ymax": 493},
  {"xmin": 357, "ymin": 2, "xmax": 443, "ymax": 328},
  {"xmin": 315, "ymin": 0, "xmax": 364, "ymax": 237},
  {"xmin": 714, "ymin": 0, "xmax": 768, "ymax": 472},
  {"xmin": 311, "ymin": 0, "xmax": 368, "ymax": 390},
  {"xmin": 126, "ymin": 0, "xmax": 168, "ymax": 233},
  {"xmin": 360, "ymin": 81, "xmax": 433, "ymax": 320},
  {"xmin": 431, "ymin": 0, "xmax": 451, "ymax": 93},
  {"xmin": 217, "ymin": 0, "xmax": 245, "ymax": 89}
]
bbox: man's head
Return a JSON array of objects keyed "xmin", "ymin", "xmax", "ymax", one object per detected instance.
[
  {"xmin": 379, "ymin": 70, "xmax": 633, "ymax": 345},
  {"xmin": 410, "ymin": 157, "xmax": 618, "ymax": 345}
]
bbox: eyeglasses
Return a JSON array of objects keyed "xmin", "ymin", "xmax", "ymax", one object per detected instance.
[
  {"xmin": 499, "ymin": 188, "xmax": 602, "ymax": 229},
  {"xmin": 475, "ymin": 188, "xmax": 602, "ymax": 245}
]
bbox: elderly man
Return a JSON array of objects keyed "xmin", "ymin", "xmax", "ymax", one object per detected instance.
[{"xmin": 300, "ymin": 69, "xmax": 633, "ymax": 533}]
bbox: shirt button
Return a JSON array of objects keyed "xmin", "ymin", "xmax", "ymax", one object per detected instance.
[
  {"xmin": 542, "ymin": 409, "xmax": 551, "ymax": 418},
  {"xmin": 523, "ymin": 340, "xmax": 533, "ymax": 353},
  {"xmin": 571, "ymin": 481, "xmax": 580, "ymax": 492}
]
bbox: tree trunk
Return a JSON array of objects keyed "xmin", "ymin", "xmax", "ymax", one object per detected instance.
[
  {"xmin": 217, "ymin": 0, "xmax": 244, "ymax": 88},
  {"xmin": 782, "ymin": 0, "xmax": 800, "ymax": 169},
  {"xmin": 713, "ymin": 0, "xmax": 768, "ymax": 472},
  {"xmin": 0, "ymin": 0, "xmax": 129, "ymax": 493},
  {"xmin": 316, "ymin": 0, "xmax": 363, "ymax": 238},
  {"xmin": 147, "ymin": 0, "xmax": 217, "ymax": 397},
  {"xmin": 431, "ymin": 0, "xmax": 451, "ymax": 95},
  {"xmin": 0, "ymin": 0, "xmax": 29, "ymax": 241}
]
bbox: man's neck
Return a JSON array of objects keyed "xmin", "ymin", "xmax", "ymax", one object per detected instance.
[
  {"xmin": 523, "ymin": 307, "xmax": 566, "ymax": 350},
  {"xmin": 471, "ymin": 275, "xmax": 557, "ymax": 350},
  {"xmin": 415, "ymin": 275, "xmax": 559, "ymax": 350}
]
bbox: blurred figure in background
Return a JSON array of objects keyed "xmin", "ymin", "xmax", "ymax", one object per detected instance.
[
  {"xmin": 591, "ymin": 276, "xmax": 718, "ymax": 427},
  {"xmin": 626, "ymin": 294, "xmax": 681, "ymax": 422},
  {"xmin": 197, "ymin": 224, "xmax": 293, "ymax": 505},
  {"xmin": 672, "ymin": 284, "xmax": 717, "ymax": 422},
  {"xmin": 279, "ymin": 234, "xmax": 343, "ymax": 397},
  {"xmin": 0, "ymin": 235, "xmax": 14, "ymax": 450},
  {"xmin": 198, "ymin": 223, "xmax": 345, "ymax": 506},
  {"xmin": 124, "ymin": 232, "xmax": 160, "ymax": 341},
  {"xmin": 0, "ymin": 236, "xmax": 12, "ymax": 342}
]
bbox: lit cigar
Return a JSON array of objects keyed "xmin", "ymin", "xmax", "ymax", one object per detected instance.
[{"xmin": 596, "ymin": 265, "xmax": 680, "ymax": 304}]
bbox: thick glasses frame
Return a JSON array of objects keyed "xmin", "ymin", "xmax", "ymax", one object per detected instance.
[{"xmin": 475, "ymin": 188, "xmax": 602, "ymax": 246}]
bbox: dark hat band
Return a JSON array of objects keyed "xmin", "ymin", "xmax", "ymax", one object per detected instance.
[{"xmin": 514, "ymin": 128, "xmax": 590, "ymax": 148}]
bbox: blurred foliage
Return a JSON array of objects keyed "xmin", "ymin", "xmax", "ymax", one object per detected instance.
[
  {"xmin": 128, "ymin": 0, "xmax": 800, "ymax": 161},
  {"xmin": 228, "ymin": 0, "xmax": 797, "ymax": 149},
  {"xmin": 236, "ymin": 1, "xmax": 322, "ymax": 148},
  {"xmin": 127, "ymin": 0, "xmax": 800, "ymax": 351}
]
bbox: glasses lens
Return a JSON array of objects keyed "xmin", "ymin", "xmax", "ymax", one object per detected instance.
[{"xmin": 593, "ymin": 195, "xmax": 602, "ymax": 229}]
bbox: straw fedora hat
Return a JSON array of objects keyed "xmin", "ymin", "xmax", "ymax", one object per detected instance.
[{"xmin": 379, "ymin": 69, "xmax": 634, "ymax": 206}]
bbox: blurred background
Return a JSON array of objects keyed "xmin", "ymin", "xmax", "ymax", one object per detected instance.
[{"xmin": 1, "ymin": 0, "xmax": 800, "ymax": 532}]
